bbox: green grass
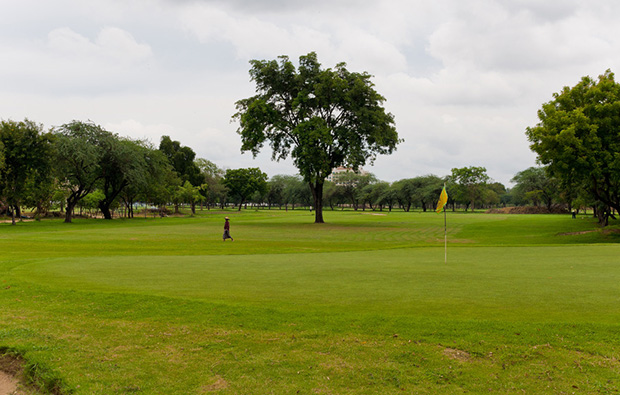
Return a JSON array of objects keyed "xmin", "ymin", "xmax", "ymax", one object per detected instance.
[{"xmin": 1, "ymin": 210, "xmax": 619, "ymax": 394}]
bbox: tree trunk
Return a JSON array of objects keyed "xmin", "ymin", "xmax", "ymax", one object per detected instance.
[
  {"xmin": 309, "ymin": 181, "xmax": 324, "ymax": 223},
  {"xmin": 65, "ymin": 198, "xmax": 78, "ymax": 223},
  {"xmin": 100, "ymin": 203, "xmax": 113, "ymax": 220}
]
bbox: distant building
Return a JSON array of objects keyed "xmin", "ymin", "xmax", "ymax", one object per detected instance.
[{"xmin": 326, "ymin": 166, "xmax": 369, "ymax": 185}]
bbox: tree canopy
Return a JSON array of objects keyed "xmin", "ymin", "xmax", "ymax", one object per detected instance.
[
  {"xmin": 159, "ymin": 135, "xmax": 202, "ymax": 186},
  {"xmin": 0, "ymin": 119, "xmax": 54, "ymax": 224},
  {"xmin": 53, "ymin": 121, "xmax": 108, "ymax": 222},
  {"xmin": 450, "ymin": 166, "xmax": 490, "ymax": 211},
  {"xmin": 526, "ymin": 70, "xmax": 620, "ymax": 224},
  {"xmin": 510, "ymin": 167, "xmax": 558, "ymax": 210},
  {"xmin": 233, "ymin": 52, "xmax": 401, "ymax": 223},
  {"xmin": 223, "ymin": 167, "xmax": 268, "ymax": 211}
]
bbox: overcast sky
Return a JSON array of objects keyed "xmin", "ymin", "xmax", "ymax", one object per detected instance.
[{"xmin": 2, "ymin": 0, "xmax": 620, "ymax": 185}]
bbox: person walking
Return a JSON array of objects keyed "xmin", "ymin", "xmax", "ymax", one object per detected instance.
[{"xmin": 223, "ymin": 217, "xmax": 233, "ymax": 241}]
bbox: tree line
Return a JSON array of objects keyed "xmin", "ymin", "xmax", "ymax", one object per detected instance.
[
  {"xmin": 0, "ymin": 117, "xmax": 570, "ymax": 226},
  {"xmin": 3, "ymin": 64, "xmax": 617, "ymax": 225}
]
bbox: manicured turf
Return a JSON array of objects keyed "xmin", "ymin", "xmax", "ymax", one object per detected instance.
[{"xmin": 1, "ymin": 210, "xmax": 619, "ymax": 393}]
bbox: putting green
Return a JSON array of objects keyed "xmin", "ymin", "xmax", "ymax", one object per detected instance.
[{"xmin": 12, "ymin": 245, "xmax": 620, "ymax": 324}]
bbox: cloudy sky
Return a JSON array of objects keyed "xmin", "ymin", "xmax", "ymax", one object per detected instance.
[{"xmin": 2, "ymin": 0, "xmax": 620, "ymax": 185}]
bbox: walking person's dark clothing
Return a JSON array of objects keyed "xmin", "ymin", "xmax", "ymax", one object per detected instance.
[{"xmin": 223, "ymin": 217, "xmax": 233, "ymax": 241}]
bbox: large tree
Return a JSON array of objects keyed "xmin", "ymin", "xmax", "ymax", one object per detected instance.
[
  {"xmin": 526, "ymin": 70, "xmax": 620, "ymax": 224},
  {"xmin": 233, "ymin": 52, "xmax": 401, "ymax": 223}
]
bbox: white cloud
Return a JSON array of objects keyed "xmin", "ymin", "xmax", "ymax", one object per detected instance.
[
  {"xmin": 3, "ymin": 0, "xmax": 620, "ymax": 186},
  {"xmin": 1, "ymin": 25, "xmax": 154, "ymax": 95}
]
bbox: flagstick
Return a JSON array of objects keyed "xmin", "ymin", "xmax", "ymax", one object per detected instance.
[{"xmin": 444, "ymin": 206, "xmax": 447, "ymax": 264}]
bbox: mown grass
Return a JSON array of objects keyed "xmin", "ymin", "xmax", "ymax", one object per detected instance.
[{"xmin": 1, "ymin": 209, "xmax": 619, "ymax": 394}]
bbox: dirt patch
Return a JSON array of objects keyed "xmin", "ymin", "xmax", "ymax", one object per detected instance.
[
  {"xmin": 442, "ymin": 347, "xmax": 471, "ymax": 362},
  {"xmin": 558, "ymin": 230, "xmax": 596, "ymax": 236},
  {"xmin": 200, "ymin": 376, "xmax": 229, "ymax": 393},
  {"xmin": 558, "ymin": 229, "xmax": 620, "ymax": 236},
  {"xmin": 0, "ymin": 354, "xmax": 31, "ymax": 395},
  {"xmin": 486, "ymin": 206, "xmax": 569, "ymax": 214}
]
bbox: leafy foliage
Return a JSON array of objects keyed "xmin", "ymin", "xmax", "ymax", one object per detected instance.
[
  {"xmin": 510, "ymin": 167, "xmax": 558, "ymax": 209},
  {"xmin": 0, "ymin": 119, "xmax": 54, "ymax": 224},
  {"xmin": 223, "ymin": 168, "xmax": 268, "ymax": 210},
  {"xmin": 450, "ymin": 166, "xmax": 490, "ymax": 211},
  {"xmin": 53, "ymin": 121, "xmax": 108, "ymax": 222},
  {"xmin": 526, "ymin": 70, "xmax": 620, "ymax": 224},
  {"xmin": 233, "ymin": 52, "xmax": 401, "ymax": 222},
  {"xmin": 159, "ymin": 135, "xmax": 202, "ymax": 186}
]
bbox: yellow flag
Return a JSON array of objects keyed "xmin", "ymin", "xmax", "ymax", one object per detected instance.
[{"xmin": 436, "ymin": 186, "xmax": 448, "ymax": 213}]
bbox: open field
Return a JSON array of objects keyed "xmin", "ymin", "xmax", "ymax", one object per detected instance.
[{"xmin": 1, "ymin": 210, "xmax": 619, "ymax": 394}]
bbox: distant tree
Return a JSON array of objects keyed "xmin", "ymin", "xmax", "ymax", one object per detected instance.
[
  {"xmin": 176, "ymin": 181, "xmax": 202, "ymax": 215},
  {"xmin": 450, "ymin": 166, "xmax": 490, "ymax": 211},
  {"xmin": 334, "ymin": 172, "xmax": 376, "ymax": 210},
  {"xmin": 364, "ymin": 181, "xmax": 390, "ymax": 211},
  {"xmin": 195, "ymin": 158, "xmax": 226, "ymax": 210},
  {"xmin": 271, "ymin": 175, "xmax": 307, "ymax": 210},
  {"xmin": 289, "ymin": 177, "xmax": 313, "ymax": 208},
  {"xmin": 23, "ymin": 175, "xmax": 57, "ymax": 220},
  {"xmin": 121, "ymin": 144, "xmax": 171, "ymax": 218},
  {"xmin": 412, "ymin": 175, "xmax": 443, "ymax": 212},
  {"xmin": 381, "ymin": 183, "xmax": 400, "ymax": 212},
  {"xmin": 511, "ymin": 167, "xmax": 558, "ymax": 210},
  {"xmin": 53, "ymin": 121, "xmax": 108, "ymax": 223},
  {"xmin": 233, "ymin": 52, "xmax": 401, "ymax": 223},
  {"xmin": 526, "ymin": 70, "xmax": 620, "ymax": 225},
  {"xmin": 223, "ymin": 168, "xmax": 268, "ymax": 211},
  {"xmin": 0, "ymin": 119, "xmax": 54, "ymax": 224},
  {"xmin": 159, "ymin": 136, "xmax": 202, "ymax": 186},
  {"xmin": 97, "ymin": 137, "xmax": 149, "ymax": 220},
  {"xmin": 195, "ymin": 158, "xmax": 221, "ymax": 178},
  {"xmin": 148, "ymin": 162, "xmax": 181, "ymax": 215},
  {"xmin": 393, "ymin": 179, "xmax": 416, "ymax": 212},
  {"xmin": 323, "ymin": 181, "xmax": 344, "ymax": 210},
  {"xmin": 78, "ymin": 189, "xmax": 105, "ymax": 217},
  {"xmin": 267, "ymin": 175, "xmax": 287, "ymax": 209},
  {"xmin": 484, "ymin": 182, "xmax": 506, "ymax": 208}
]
